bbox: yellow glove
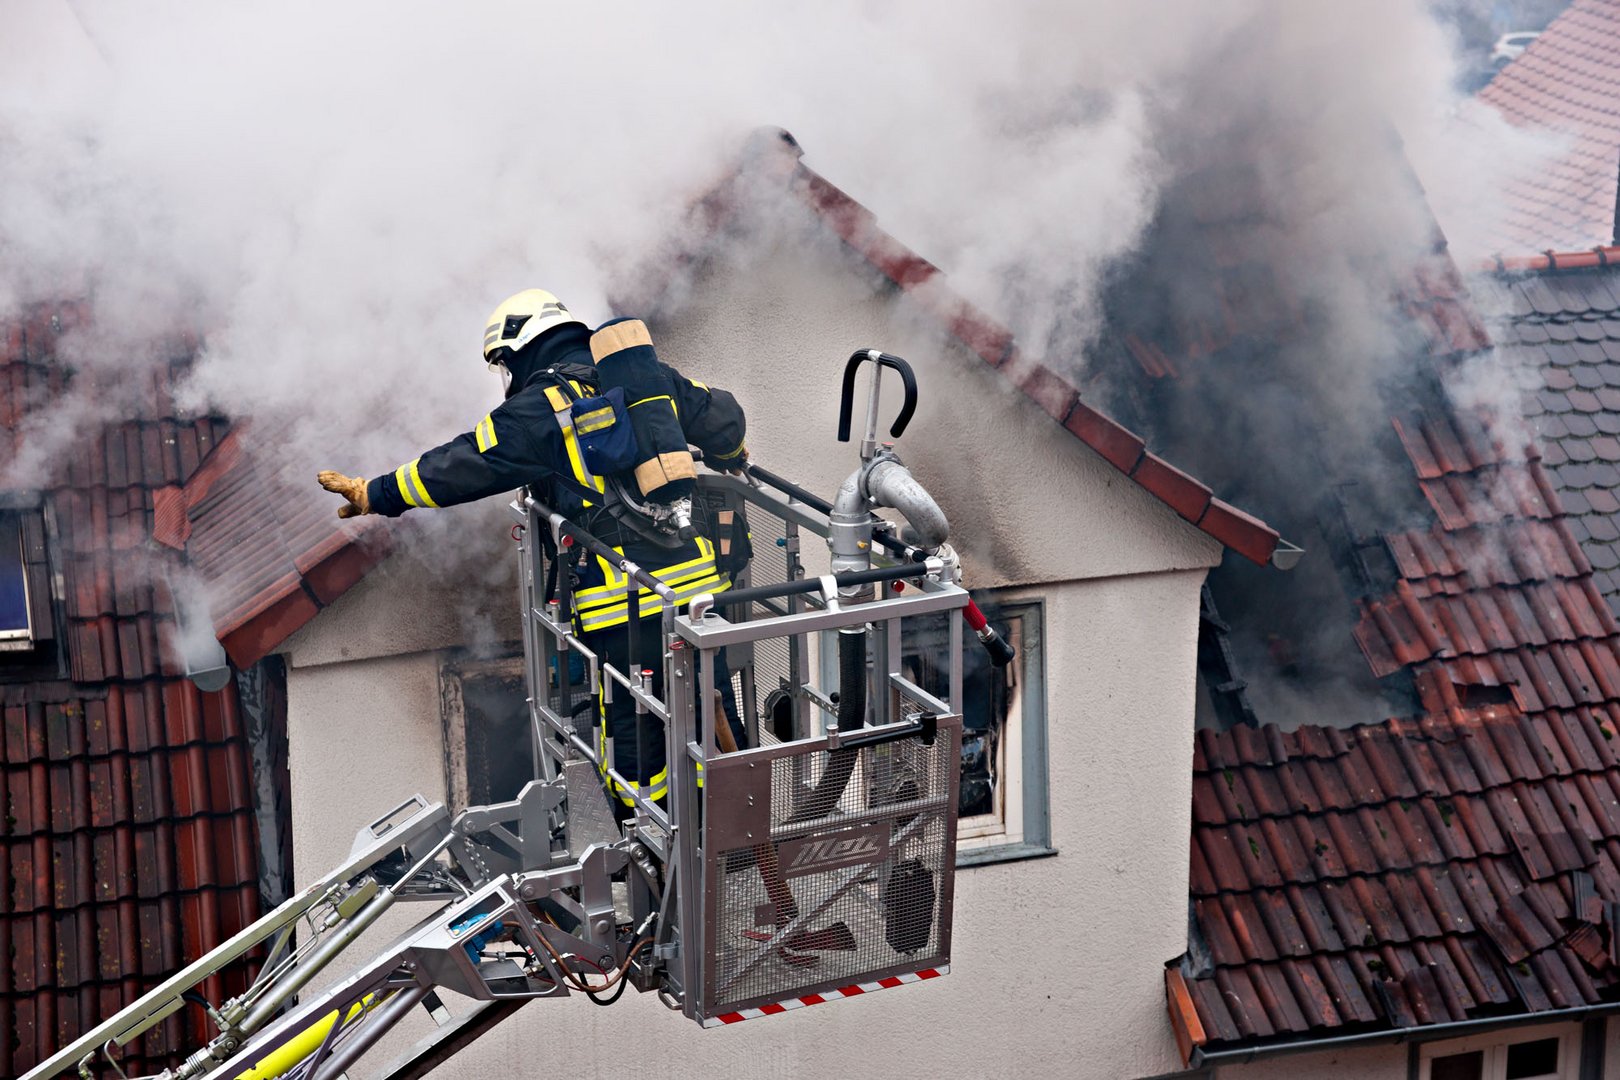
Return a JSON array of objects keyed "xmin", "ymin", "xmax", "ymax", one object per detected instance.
[{"xmin": 317, "ymin": 471, "xmax": 372, "ymax": 518}]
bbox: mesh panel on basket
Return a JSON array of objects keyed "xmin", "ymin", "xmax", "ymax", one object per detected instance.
[
  {"xmin": 705, "ymin": 727, "xmax": 953, "ymax": 1014},
  {"xmin": 739, "ymin": 505, "xmax": 795, "ymax": 745}
]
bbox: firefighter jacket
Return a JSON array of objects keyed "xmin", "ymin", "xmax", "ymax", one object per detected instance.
[{"xmin": 364, "ymin": 321, "xmax": 748, "ymax": 632}]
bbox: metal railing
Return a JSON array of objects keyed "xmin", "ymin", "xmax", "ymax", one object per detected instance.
[
  {"xmin": 515, "ymin": 466, "xmax": 966, "ymax": 1023},
  {"xmin": 23, "ymin": 455, "xmax": 968, "ymax": 1080}
]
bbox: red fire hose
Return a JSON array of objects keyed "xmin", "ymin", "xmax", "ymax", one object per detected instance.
[{"xmin": 963, "ymin": 600, "xmax": 1016, "ymax": 667}]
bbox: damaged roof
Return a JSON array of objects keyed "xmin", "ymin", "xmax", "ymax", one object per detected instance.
[
  {"xmin": 0, "ymin": 309, "xmax": 268, "ymax": 1078},
  {"xmin": 1477, "ymin": 0, "xmax": 1620, "ymax": 253},
  {"xmin": 1175, "ymin": 408, "xmax": 1620, "ymax": 1058},
  {"xmin": 1169, "ymin": 250, "xmax": 1620, "ymax": 1063}
]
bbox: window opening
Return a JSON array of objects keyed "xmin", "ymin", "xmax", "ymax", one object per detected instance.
[
  {"xmin": 0, "ymin": 513, "xmax": 31, "ymax": 649},
  {"xmin": 897, "ymin": 596, "xmax": 1051, "ymax": 862},
  {"xmin": 1504, "ymin": 1037, "xmax": 1560, "ymax": 1080}
]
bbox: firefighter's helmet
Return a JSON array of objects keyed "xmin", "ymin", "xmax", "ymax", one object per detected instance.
[{"xmin": 482, "ymin": 289, "xmax": 584, "ymax": 367}]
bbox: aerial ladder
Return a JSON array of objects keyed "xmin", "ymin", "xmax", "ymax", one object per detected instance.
[{"xmin": 25, "ymin": 351, "xmax": 1012, "ymax": 1080}]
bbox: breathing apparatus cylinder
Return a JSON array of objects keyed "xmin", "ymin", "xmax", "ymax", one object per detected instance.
[{"xmin": 588, "ymin": 319, "xmax": 697, "ymax": 540}]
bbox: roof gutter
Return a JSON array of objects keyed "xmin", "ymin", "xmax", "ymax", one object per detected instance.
[{"xmin": 1153, "ymin": 1000, "xmax": 1620, "ymax": 1077}]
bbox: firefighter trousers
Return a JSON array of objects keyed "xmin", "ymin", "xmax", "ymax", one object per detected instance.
[{"xmin": 584, "ymin": 615, "xmax": 746, "ymax": 814}]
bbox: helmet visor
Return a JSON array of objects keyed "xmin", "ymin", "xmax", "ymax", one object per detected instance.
[{"xmin": 487, "ymin": 358, "xmax": 513, "ymax": 395}]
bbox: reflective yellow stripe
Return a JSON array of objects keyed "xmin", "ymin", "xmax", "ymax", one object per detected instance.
[
  {"xmin": 574, "ymin": 564, "xmax": 720, "ymax": 613},
  {"xmin": 561, "ymin": 422, "xmax": 596, "ymax": 491},
  {"xmin": 574, "ymin": 406, "xmax": 616, "ymax": 435},
  {"xmin": 629, "ymin": 394, "xmax": 672, "ymax": 409},
  {"xmin": 546, "ymin": 381, "xmax": 606, "ymax": 495},
  {"xmin": 575, "ymin": 540, "xmax": 719, "ymax": 610},
  {"xmin": 407, "ymin": 458, "xmax": 439, "ymax": 508},
  {"xmin": 576, "ymin": 573, "xmax": 730, "ymax": 633},
  {"xmin": 391, "ymin": 459, "xmax": 438, "ymax": 509},
  {"xmin": 596, "ymin": 711, "xmax": 671, "ymax": 805},
  {"xmin": 394, "ymin": 463, "xmax": 417, "ymax": 508},
  {"xmin": 475, "ymin": 414, "xmax": 498, "ymax": 453}
]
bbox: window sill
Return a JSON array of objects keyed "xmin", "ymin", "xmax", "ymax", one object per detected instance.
[{"xmin": 956, "ymin": 842, "xmax": 1058, "ymax": 869}]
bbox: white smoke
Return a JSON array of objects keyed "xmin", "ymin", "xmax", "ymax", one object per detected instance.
[{"xmin": 0, "ymin": 0, "xmax": 1559, "ymax": 602}]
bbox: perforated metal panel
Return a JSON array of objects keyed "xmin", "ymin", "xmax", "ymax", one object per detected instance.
[{"xmin": 698, "ymin": 713, "xmax": 959, "ymax": 1019}]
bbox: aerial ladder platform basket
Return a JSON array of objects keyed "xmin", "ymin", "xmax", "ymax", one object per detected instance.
[{"xmin": 25, "ymin": 350, "xmax": 998, "ymax": 1080}]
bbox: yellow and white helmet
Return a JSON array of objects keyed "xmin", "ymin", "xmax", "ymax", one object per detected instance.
[{"xmin": 482, "ymin": 289, "xmax": 585, "ymax": 365}]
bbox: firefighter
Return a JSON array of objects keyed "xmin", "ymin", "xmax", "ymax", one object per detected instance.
[{"xmin": 317, "ymin": 288, "xmax": 750, "ymax": 815}]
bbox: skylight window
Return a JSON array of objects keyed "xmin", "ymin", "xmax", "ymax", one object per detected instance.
[{"xmin": 0, "ymin": 514, "xmax": 32, "ymax": 650}]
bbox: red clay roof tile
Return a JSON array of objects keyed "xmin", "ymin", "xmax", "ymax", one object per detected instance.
[
  {"xmin": 1185, "ymin": 387, "xmax": 1620, "ymax": 1058},
  {"xmin": 1478, "ymin": 0, "xmax": 1620, "ymax": 253},
  {"xmin": 0, "ymin": 323, "xmax": 266, "ymax": 1077}
]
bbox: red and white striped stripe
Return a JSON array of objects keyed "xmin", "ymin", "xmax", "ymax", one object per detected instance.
[{"xmin": 701, "ymin": 966, "xmax": 949, "ymax": 1027}]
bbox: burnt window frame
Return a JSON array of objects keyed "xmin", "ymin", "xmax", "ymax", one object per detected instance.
[
  {"xmin": 855, "ymin": 593, "xmax": 1054, "ymax": 868},
  {"xmin": 437, "ymin": 652, "xmax": 536, "ymax": 813}
]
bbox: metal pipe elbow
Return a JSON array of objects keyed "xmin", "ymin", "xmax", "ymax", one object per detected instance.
[
  {"xmin": 829, "ymin": 469, "xmax": 872, "ymax": 575},
  {"xmin": 864, "ymin": 459, "xmax": 949, "ymax": 551}
]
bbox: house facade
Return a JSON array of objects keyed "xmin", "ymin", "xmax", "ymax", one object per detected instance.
[{"xmin": 251, "ymin": 141, "xmax": 1280, "ymax": 1080}]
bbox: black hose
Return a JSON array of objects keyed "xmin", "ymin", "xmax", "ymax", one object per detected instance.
[
  {"xmin": 744, "ymin": 463, "xmax": 832, "ymax": 515},
  {"xmin": 586, "ymin": 976, "xmax": 630, "ymax": 1006},
  {"xmin": 787, "ymin": 628, "xmax": 866, "ymax": 823},
  {"xmin": 838, "ymin": 629, "xmax": 866, "ymax": 735},
  {"xmin": 716, "ymin": 562, "xmax": 930, "ymax": 609}
]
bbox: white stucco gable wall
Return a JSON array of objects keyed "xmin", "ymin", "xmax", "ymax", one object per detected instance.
[
  {"xmin": 276, "ymin": 210, "xmax": 1235, "ymax": 1079},
  {"xmin": 652, "ymin": 226, "xmax": 1222, "ymax": 587}
]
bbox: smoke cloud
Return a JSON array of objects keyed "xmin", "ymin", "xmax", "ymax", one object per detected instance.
[{"xmin": 0, "ymin": 1, "xmax": 1555, "ymax": 720}]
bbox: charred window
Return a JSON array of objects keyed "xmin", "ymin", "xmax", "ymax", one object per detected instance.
[
  {"xmin": 899, "ymin": 596, "xmax": 1052, "ymax": 865},
  {"xmin": 440, "ymin": 656, "xmax": 536, "ymax": 810}
]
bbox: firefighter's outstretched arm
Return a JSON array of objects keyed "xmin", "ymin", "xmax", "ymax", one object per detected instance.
[{"xmin": 317, "ymin": 390, "xmax": 554, "ymax": 518}]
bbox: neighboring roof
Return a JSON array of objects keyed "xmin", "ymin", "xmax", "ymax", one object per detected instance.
[
  {"xmin": 1170, "ymin": 397, "xmax": 1620, "ymax": 1060},
  {"xmin": 1477, "ymin": 0, "xmax": 1620, "ymax": 253},
  {"xmin": 0, "ymin": 308, "xmax": 266, "ymax": 1077},
  {"xmin": 1488, "ymin": 249, "xmax": 1620, "ymax": 619}
]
